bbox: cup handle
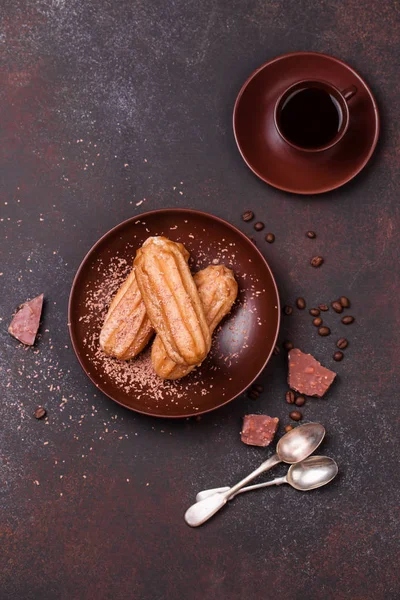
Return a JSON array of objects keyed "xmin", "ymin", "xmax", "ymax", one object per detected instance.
[{"xmin": 342, "ymin": 85, "xmax": 357, "ymax": 102}]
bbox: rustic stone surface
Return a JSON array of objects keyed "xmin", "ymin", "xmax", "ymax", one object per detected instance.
[{"xmin": 0, "ymin": 1, "xmax": 399, "ymax": 599}]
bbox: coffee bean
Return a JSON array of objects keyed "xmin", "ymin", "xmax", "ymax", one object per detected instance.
[
  {"xmin": 283, "ymin": 340, "xmax": 294, "ymax": 351},
  {"xmin": 296, "ymin": 297, "xmax": 306, "ymax": 310},
  {"xmin": 242, "ymin": 210, "xmax": 254, "ymax": 222},
  {"xmin": 265, "ymin": 232, "xmax": 275, "ymax": 243},
  {"xmin": 340, "ymin": 296, "xmax": 350, "ymax": 308},
  {"xmin": 284, "ymin": 425, "xmax": 294, "ymax": 433},
  {"xmin": 333, "ymin": 351, "xmax": 344, "ymax": 361},
  {"xmin": 273, "ymin": 344, "xmax": 280, "ymax": 355},
  {"xmin": 289, "ymin": 410, "xmax": 303, "ymax": 421},
  {"xmin": 311, "ymin": 256, "xmax": 324, "ymax": 268},
  {"xmin": 318, "ymin": 304, "xmax": 329, "ymax": 311},
  {"xmin": 252, "ymin": 384, "xmax": 264, "ymax": 393},
  {"xmin": 331, "ymin": 301, "xmax": 343, "ymax": 313},
  {"xmin": 310, "ymin": 308, "xmax": 320, "ymax": 316},
  {"xmin": 337, "ymin": 338, "xmax": 348, "ymax": 349},
  {"xmin": 307, "ymin": 231, "xmax": 316, "ymax": 239},
  {"xmin": 254, "ymin": 221, "xmax": 265, "ymax": 231},
  {"xmin": 295, "ymin": 395, "xmax": 306, "ymax": 407},
  {"xmin": 283, "ymin": 305, "xmax": 293, "ymax": 316},
  {"xmin": 318, "ymin": 326, "xmax": 331, "ymax": 336},
  {"xmin": 248, "ymin": 390, "xmax": 259, "ymax": 400},
  {"xmin": 34, "ymin": 407, "xmax": 46, "ymax": 420},
  {"xmin": 286, "ymin": 390, "xmax": 295, "ymax": 404},
  {"xmin": 342, "ymin": 315, "xmax": 355, "ymax": 325},
  {"xmin": 313, "ymin": 317, "xmax": 323, "ymax": 327}
]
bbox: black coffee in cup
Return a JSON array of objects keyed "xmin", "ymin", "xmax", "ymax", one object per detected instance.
[{"xmin": 279, "ymin": 87, "xmax": 342, "ymax": 149}]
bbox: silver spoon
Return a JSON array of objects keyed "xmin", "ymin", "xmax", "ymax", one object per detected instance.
[
  {"xmin": 195, "ymin": 456, "xmax": 338, "ymax": 501},
  {"xmin": 184, "ymin": 422, "xmax": 325, "ymax": 527}
]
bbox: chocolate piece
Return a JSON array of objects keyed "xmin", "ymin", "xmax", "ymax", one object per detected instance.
[
  {"xmin": 241, "ymin": 414, "xmax": 279, "ymax": 447},
  {"xmin": 288, "ymin": 348, "xmax": 336, "ymax": 398},
  {"xmin": 8, "ymin": 294, "xmax": 44, "ymax": 346}
]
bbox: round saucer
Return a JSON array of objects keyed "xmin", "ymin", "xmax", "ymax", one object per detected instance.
[{"xmin": 233, "ymin": 52, "xmax": 379, "ymax": 195}]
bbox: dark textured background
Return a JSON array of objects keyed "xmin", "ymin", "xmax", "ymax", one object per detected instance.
[{"xmin": 1, "ymin": 1, "xmax": 399, "ymax": 599}]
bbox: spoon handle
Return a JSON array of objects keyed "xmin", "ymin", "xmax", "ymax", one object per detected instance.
[
  {"xmin": 196, "ymin": 476, "xmax": 287, "ymax": 502},
  {"xmin": 185, "ymin": 454, "xmax": 281, "ymax": 527},
  {"xmin": 226, "ymin": 453, "xmax": 281, "ymax": 499}
]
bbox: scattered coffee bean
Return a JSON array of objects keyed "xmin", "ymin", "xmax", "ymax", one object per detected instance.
[
  {"xmin": 283, "ymin": 305, "xmax": 293, "ymax": 316},
  {"xmin": 337, "ymin": 338, "xmax": 348, "ymax": 349},
  {"xmin": 333, "ymin": 351, "xmax": 344, "ymax": 361},
  {"xmin": 289, "ymin": 410, "xmax": 303, "ymax": 421},
  {"xmin": 342, "ymin": 315, "xmax": 355, "ymax": 325},
  {"xmin": 310, "ymin": 308, "xmax": 320, "ymax": 317},
  {"xmin": 34, "ymin": 407, "xmax": 46, "ymax": 420},
  {"xmin": 340, "ymin": 296, "xmax": 350, "ymax": 308},
  {"xmin": 313, "ymin": 317, "xmax": 323, "ymax": 327},
  {"xmin": 248, "ymin": 389, "xmax": 259, "ymax": 400},
  {"xmin": 273, "ymin": 344, "xmax": 280, "ymax": 355},
  {"xmin": 295, "ymin": 395, "xmax": 306, "ymax": 407},
  {"xmin": 195, "ymin": 415, "xmax": 202, "ymax": 421},
  {"xmin": 284, "ymin": 425, "xmax": 294, "ymax": 433},
  {"xmin": 286, "ymin": 390, "xmax": 296, "ymax": 404},
  {"xmin": 311, "ymin": 256, "xmax": 324, "ymax": 268},
  {"xmin": 252, "ymin": 384, "xmax": 264, "ymax": 394},
  {"xmin": 318, "ymin": 326, "xmax": 331, "ymax": 336},
  {"xmin": 242, "ymin": 210, "xmax": 254, "ymax": 222},
  {"xmin": 254, "ymin": 221, "xmax": 265, "ymax": 231},
  {"xmin": 331, "ymin": 301, "xmax": 343, "ymax": 313},
  {"xmin": 296, "ymin": 297, "xmax": 306, "ymax": 310},
  {"xmin": 318, "ymin": 304, "xmax": 329, "ymax": 311},
  {"xmin": 283, "ymin": 340, "xmax": 294, "ymax": 352},
  {"xmin": 307, "ymin": 231, "xmax": 316, "ymax": 239},
  {"xmin": 265, "ymin": 232, "xmax": 275, "ymax": 243}
]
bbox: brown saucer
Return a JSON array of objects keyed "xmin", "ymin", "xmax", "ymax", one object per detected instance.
[
  {"xmin": 68, "ymin": 209, "xmax": 280, "ymax": 418},
  {"xmin": 233, "ymin": 51, "xmax": 379, "ymax": 195}
]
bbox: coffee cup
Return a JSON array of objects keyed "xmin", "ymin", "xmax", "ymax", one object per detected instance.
[{"xmin": 274, "ymin": 80, "xmax": 357, "ymax": 152}]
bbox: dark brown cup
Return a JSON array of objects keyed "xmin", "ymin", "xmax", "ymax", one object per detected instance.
[{"xmin": 274, "ymin": 80, "xmax": 357, "ymax": 153}]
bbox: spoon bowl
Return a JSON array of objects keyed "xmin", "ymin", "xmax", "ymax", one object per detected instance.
[
  {"xmin": 277, "ymin": 422, "xmax": 326, "ymax": 463},
  {"xmin": 288, "ymin": 455, "xmax": 338, "ymax": 490}
]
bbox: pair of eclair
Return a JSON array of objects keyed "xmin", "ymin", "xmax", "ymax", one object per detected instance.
[{"xmin": 99, "ymin": 237, "xmax": 238, "ymax": 380}]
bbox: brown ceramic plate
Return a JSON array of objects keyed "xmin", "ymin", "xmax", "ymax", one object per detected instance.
[
  {"xmin": 68, "ymin": 209, "xmax": 280, "ymax": 418},
  {"xmin": 233, "ymin": 51, "xmax": 379, "ymax": 194}
]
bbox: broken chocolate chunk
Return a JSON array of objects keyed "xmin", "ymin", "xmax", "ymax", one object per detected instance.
[
  {"xmin": 288, "ymin": 348, "xmax": 336, "ymax": 398},
  {"xmin": 241, "ymin": 414, "xmax": 279, "ymax": 447},
  {"xmin": 8, "ymin": 294, "xmax": 44, "ymax": 346}
]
